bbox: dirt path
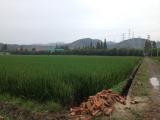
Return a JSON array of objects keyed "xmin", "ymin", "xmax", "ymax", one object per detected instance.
[
  {"xmin": 99, "ymin": 57, "xmax": 160, "ymax": 120},
  {"xmin": 143, "ymin": 58, "xmax": 160, "ymax": 120}
]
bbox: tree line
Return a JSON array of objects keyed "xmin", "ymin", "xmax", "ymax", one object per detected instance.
[
  {"xmin": 53, "ymin": 48, "xmax": 143, "ymax": 56},
  {"xmin": 1, "ymin": 38, "xmax": 160, "ymax": 56}
]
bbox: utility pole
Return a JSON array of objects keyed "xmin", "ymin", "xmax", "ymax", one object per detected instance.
[
  {"xmin": 128, "ymin": 29, "xmax": 131, "ymax": 39},
  {"xmin": 132, "ymin": 31, "xmax": 135, "ymax": 39},
  {"xmin": 147, "ymin": 35, "xmax": 150, "ymax": 40},
  {"xmin": 147, "ymin": 35, "xmax": 152, "ymax": 56},
  {"xmin": 122, "ymin": 33, "xmax": 125, "ymax": 41},
  {"xmin": 157, "ymin": 41, "xmax": 159, "ymax": 56},
  {"xmin": 144, "ymin": 38, "xmax": 146, "ymax": 56}
]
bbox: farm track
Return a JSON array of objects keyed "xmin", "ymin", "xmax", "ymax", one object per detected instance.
[{"xmin": 143, "ymin": 58, "xmax": 160, "ymax": 120}]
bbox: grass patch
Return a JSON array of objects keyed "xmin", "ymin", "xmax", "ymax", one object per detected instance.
[
  {"xmin": 131, "ymin": 59, "xmax": 150, "ymax": 96},
  {"xmin": 112, "ymin": 80, "xmax": 127, "ymax": 93},
  {"xmin": 129, "ymin": 109, "xmax": 144, "ymax": 120},
  {"xmin": 0, "ymin": 112, "xmax": 14, "ymax": 120},
  {"xmin": 0, "ymin": 94, "xmax": 63, "ymax": 113}
]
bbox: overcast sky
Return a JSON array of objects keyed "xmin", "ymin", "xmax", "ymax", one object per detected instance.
[{"xmin": 0, "ymin": 0, "xmax": 160, "ymax": 44}]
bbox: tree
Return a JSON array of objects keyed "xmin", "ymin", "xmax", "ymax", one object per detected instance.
[
  {"xmin": 151, "ymin": 41, "xmax": 159, "ymax": 56},
  {"xmin": 104, "ymin": 38, "xmax": 107, "ymax": 49},
  {"xmin": 96, "ymin": 42, "xmax": 101, "ymax": 49},
  {"xmin": 55, "ymin": 44, "xmax": 58, "ymax": 49},
  {"xmin": 144, "ymin": 40, "xmax": 152, "ymax": 56},
  {"xmin": 1, "ymin": 44, "xmax": 8, "ymax": 51},
  {"xmin": 90, "ymin": 40, "xmax": 93, "ymax": 49},
  {"xmin": 152, "ymin": 41, "xmax": 157, "ymax": 49},
  {"xmin": 64, "ymin": 45, "xmax": 69, "ymax": 50},
  {"xmin": 24, "ymin": 48, "xmax": 28, "ymax": 52},
  {"xmin": 20, "ymin": 46, "xmax": 24, "ymax": 52},
  {"xmin": 100, "ymin": 42, "xmax": 103, "ymax": 49},
  {"xmin": 32, "ymin": 48, "xmax": 36, "ymax": 52}
]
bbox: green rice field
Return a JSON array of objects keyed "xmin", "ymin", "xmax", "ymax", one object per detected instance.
[{"xmin": 0, "ymin": 55, "xmax": 141, "ymax": 105}]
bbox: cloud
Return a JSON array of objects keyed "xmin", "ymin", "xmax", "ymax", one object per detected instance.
[{"xmin": 0, "ymin": 0, "xmax": 160, "ymax": 44}]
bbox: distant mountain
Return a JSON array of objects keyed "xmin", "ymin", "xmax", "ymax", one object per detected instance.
[
  {"xmin": 111, "ymin": 38, "xmax": 147, "ymax": 49},
  {"xmin": 67, "ymin": 38, "xmax": 149, "ymax": 49},
  {"xmin": 0, "ymin": 38, "xmax": 159, "ymax": 51},
  {"xmin": 0, "ymin": 43, "xmax": 3, "ymax": 47},
  {"xmin": 47, "ymin": 42, "xmax": 65, "ymax": 46},
  {"xmin": 68, "ymin": 38, "xmax": 102, "ymax": 49},
  {"xmin": 157, "ymin": 42, "xmax": 160, "ymax": 48},
  {"xmin": 0, "ymin": 43, "xmax": 60, "ymax": 51},
  {"xmin": 106, "ymin": 41, "xmax": 116, "ymax": 45},
  {"xmin": 0, "ymin": 43, "xmax": 3, "ymax": 50},
  {"xmin": 106, "ymin": 41, "xmax": 116, "ymax": 49}
]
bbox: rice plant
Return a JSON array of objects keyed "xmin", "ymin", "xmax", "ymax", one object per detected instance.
[{"xmin": 0, "ymin": 55, "xmax": 140, "ymax": 105}]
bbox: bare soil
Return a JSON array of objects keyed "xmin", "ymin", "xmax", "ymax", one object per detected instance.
[{"xmin": 0, "ymin": 101, "xmax": 69, "ymax": 120}]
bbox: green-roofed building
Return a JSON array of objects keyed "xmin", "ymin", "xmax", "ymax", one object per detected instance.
[{"xmin": 47, "ymin": 48, "xmax": 64, "ymax": 53}]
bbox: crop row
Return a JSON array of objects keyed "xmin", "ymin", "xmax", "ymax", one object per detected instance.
[{"xmin": 0, "ymin": 55, "xmax": 140, "ymax": 105}]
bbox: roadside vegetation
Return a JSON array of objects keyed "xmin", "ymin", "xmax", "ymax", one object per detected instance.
[{"xmin": 130, "ymin": 58, "xmax": 150, "ymax": 96}]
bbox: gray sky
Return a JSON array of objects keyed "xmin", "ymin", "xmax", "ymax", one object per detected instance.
[{"xmin": 0, "ymin": 0, "xmax": 160, "ymax": 44}]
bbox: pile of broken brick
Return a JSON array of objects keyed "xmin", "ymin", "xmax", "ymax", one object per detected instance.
[{"xmin": 70, "ymin": 89, "xmax": 126, "ymax": 120}]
